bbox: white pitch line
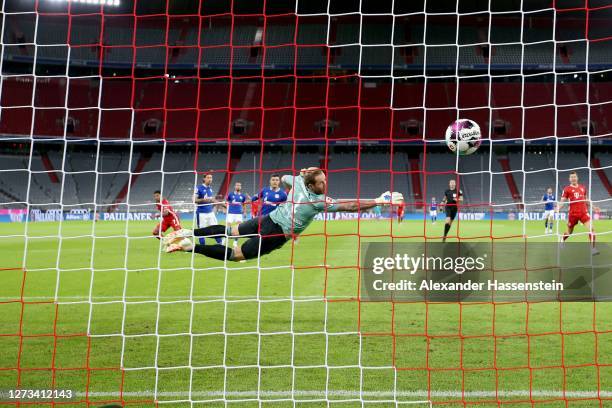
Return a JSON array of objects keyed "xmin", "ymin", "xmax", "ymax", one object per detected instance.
[
  {"xmin": 0, "ymin": 295, "xmax": 346, "ymax": 301},
  {"xmin": 71, "ymin": 390, "xmax": 612, "ymax": 399}
]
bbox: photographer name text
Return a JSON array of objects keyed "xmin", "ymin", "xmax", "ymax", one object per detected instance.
[{"xmin": 372, "ymin": 279, "xmax": 564, "ymax": 292}]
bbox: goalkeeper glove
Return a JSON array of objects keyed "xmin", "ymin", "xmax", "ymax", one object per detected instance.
[
  {"xmin": 375, "ymin": 191, "xmax": 404, "ymax": 205},
  {"xmin": 375, "ymin": 191, "xmax": 391, "ymax": 205}
]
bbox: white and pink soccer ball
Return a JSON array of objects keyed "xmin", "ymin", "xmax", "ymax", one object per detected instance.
[{"xmin": 445, "ymin": 119, "xmax": 482, "ymax": 155}]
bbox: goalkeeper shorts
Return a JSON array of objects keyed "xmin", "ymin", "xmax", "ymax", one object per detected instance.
[{"xmin": 237, "ymin": 215, "xmax": 289, "ymax": 259}]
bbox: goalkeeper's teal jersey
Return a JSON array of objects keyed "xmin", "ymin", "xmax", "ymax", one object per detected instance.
[{"xmin": 269, "ymin": 175, "xmax": 338, "ymax": 235}]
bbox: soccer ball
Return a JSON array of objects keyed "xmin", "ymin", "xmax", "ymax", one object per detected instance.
[{"xmin": 445, "ymin": 119, "xmax": 482, "ymax": 155}]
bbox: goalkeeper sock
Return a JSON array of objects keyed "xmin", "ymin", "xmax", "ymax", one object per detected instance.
[
  {"xmin": 444, "ymin": 224, "xmax": 451, "ymax": 238},
  {"xmin": 194, "ymin": 225, "xmax": 227, "ymax": 237},
  {"xmin": 193, "ymin": 244, "xmax": 234, "ymax": 261},
  {"xmin": 194, "ymin": 225, "xmax": 227, "ymax": 245}
]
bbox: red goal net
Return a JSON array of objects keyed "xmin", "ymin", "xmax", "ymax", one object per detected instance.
[{"xmin": 0, "ymin": 0, "xmax": 611, "ymax": 407}]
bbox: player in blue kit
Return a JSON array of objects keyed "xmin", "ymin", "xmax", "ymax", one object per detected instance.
[
  {"xmin": 194, "ymin": 173, "xmax": 223, "ymax": 245},
  {"xmin": 542, "ymin": 187, "xmax": 556, "ymax": 234},
  {"xmin": 226, "ymin": 182, "xmax": 248, "ymax": 248},
  {"xmin": 430, "ymin": 197, "xmax": 437, "ymax": 224},
  {"xmin": 251, "ymin": 174, "xmax": 287, "ymax": 216}
]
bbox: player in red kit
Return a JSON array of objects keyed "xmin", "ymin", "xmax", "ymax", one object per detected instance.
[
  {"xmin": 397, "ymin": 201, "xmax": 405, "ymax": 223},
  {"xmin": 557, "ymin": 171, "xmax": 599, "ymax": 255},
  {"xmin": 153, "ymin": 190, "xmax": 182, "ymax": 239},
  {"xmin": 250, "ymin": 199, "xmax": 259, "ymax": 219}
]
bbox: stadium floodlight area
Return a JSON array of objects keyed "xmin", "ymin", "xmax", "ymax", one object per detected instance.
[
  {"xmin": 0, "ymin": 0, "xmax": 611, "ymax": 407},
  {"xmin": 46, "ymin": 0, "xmax": 121, "ymax": 6}
]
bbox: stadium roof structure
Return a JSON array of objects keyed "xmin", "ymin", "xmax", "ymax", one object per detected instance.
[{"xmin": 2, "ymin": 0, "xmax": 611, "ymax": 74}]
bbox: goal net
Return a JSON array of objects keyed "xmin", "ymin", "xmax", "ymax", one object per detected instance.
[{"xmin": 0, "ymin": 0, "xmax": 611, "ymax": 407}]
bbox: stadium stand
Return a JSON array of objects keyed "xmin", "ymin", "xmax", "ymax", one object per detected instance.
[
  {"xmin": 3, "ymin": 147, "xmax": 608, "ymax": 211},
  {"xmin": 2, "ymin": 77, "xmax": 610, "ymax": 142},
  {"xmin": 5, "ymin": 16, "xmax": 612, "ymax": 70}
]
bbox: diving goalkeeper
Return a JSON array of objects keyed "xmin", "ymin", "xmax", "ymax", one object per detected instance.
[{"xmin": 163, "ymin": 168, "xmax": 403, "ymax": 262}]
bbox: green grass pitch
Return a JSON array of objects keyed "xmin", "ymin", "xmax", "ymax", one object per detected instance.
[{"xmin": 0, "ymin": 219, "xmax": 611, "ymax": 407}]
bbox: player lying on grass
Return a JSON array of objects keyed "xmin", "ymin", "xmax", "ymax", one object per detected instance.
[
  {"xmin": 152, "ymin": 190, "xmax": 182, "ymax": 239},
  {"xmin": 439, "ymin": 179, "xmax": 463, "ymax": 242},
  {"xmin": 557, "ymin": 171, "xmax": 600, "ymax": 255},
  {"xmin": 163, "ymin": 168, "xmax": 403, "ymax": 262}
]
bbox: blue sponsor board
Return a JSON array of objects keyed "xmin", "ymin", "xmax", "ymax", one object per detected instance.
[
  {"xmin": 401, "ymin": 212, "xmax": 568, "ymax": 221},
  {"xmin": 311, "ymin": 211, "xmax": 569, "ymax": 221},
  {"xmin": 0, "ymin": 210, "xmax": 578, "ymax": 223},
  {"xmin": 64, "ymin": 209, "xmax": 92, "ymax": 221},
  {"xmin": 0, "ymin": 210, "xmax": 200, "ymax": 223}
]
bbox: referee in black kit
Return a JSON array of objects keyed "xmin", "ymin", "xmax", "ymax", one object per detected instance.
[{"xmin": 439, "ymin": 179, "xmax": 463, "ymax": 242}]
